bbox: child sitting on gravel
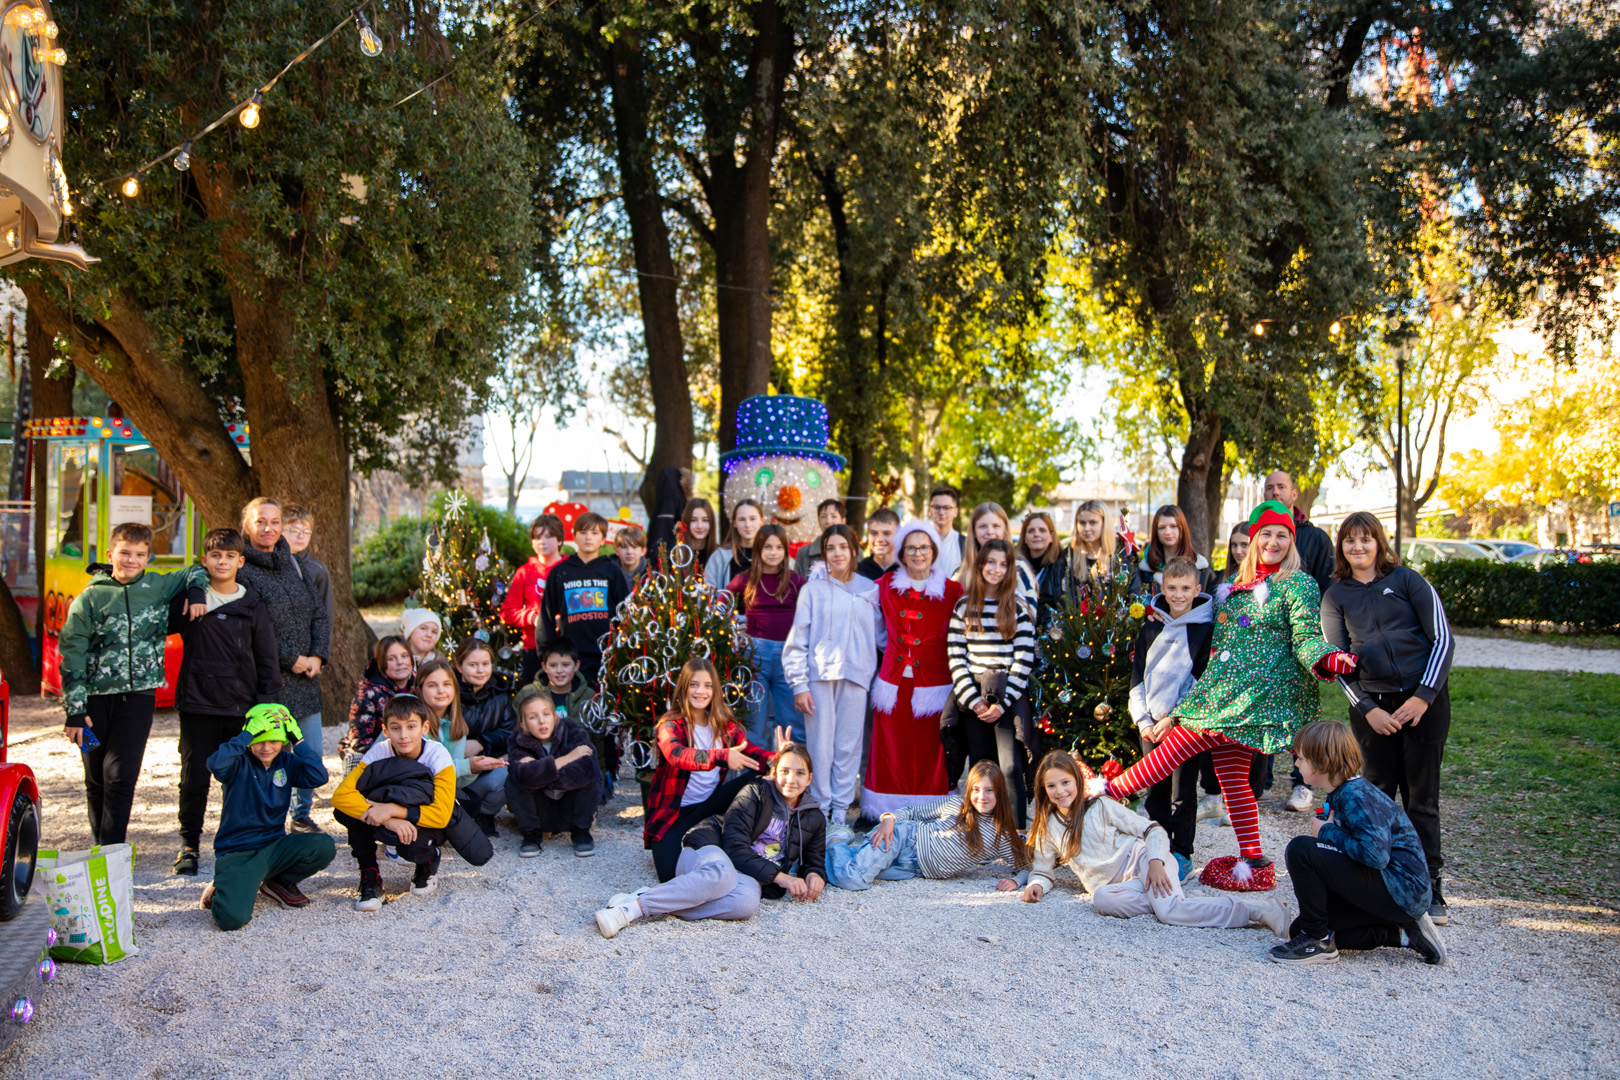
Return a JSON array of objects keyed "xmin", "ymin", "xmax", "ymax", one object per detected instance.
[
  {"xmin": 330, "ymin": 696, "xmax": 493, "ymax": 911},
  {"xmin": 824, "ymin": 760, "xmax": 1025, "ymax": 891},
  {"xmin": 505, "ymin": 687, "xmax": 600, "ymax": 858},
  {"xmin": 340, "ymin": 635, "xmax": 414, "ymax": 770},
  {"xmin": 201, "ymin": 704, "xmax": 335, "ymax": 931},
  {"xmin": 594, "ymin": 742, "xmax": 826, "ymax": 938},
  {"xmin": 1021, "ymin": 751, "xmax": 1288, "ymax": 937},
  {"xmin": 1269, "ymin": 721, "xmax": 1446, "ymax": 966}
]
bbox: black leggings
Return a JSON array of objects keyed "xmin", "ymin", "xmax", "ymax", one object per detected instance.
[
  {"xmin": 960, "ymin": 699, "xmax": 1028, "ymax": 827},
  {"xmin": 1285, "ymin": 834, "xmax": 1417, "ymax": 948},
  {"xmin": 1348, "ymin": 684, "xmax": 1450, "ymax": 883},
  {"xmin": 82, "ymin": 693, "xmax": 156, "ymax": 846},
  {"xmin": 651, "ymin": 772, "xmax": 755, "ymax": 882},
  {"xmin": 178, "ymin": 713, "xmax": 243, "ymax": 849}
]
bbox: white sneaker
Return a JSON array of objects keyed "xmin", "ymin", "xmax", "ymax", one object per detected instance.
[
  {"xmin": 1197, "ymin": 794, "xmax": 1223, "ymax": 821},
  {"xmin": 1285, "ymin": 785, "xmax": 1314, "ymax": 812},
  {"xmin": 606, "ymin": 888, "xmax": 650, "ymax": 909},
  {"xmin": 595, "ymin": 903, "xmax": 636, "ymax": 939},
  {"xmin": 1248, "ymin": 897, "xmax": 1290, "ymax": 938},
  {"xmin": 826, "ymin": 823, "xmax": 855, "ymax": 844},
  {"xmin": 410, "ymin": 876, "xmax": 437, "ymax": 897}
]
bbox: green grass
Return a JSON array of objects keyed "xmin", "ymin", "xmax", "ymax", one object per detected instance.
[{"xmin": 1424, "ymin": 670, "xmax": 1618, "ymax": 907}]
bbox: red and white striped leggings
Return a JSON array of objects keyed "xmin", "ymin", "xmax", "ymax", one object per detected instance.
[{"xmin": 1106, "ymin": 727, "xmax": 1262, "ymax": 858}]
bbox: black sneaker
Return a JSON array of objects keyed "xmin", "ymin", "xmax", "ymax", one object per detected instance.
[
  {"xmin": 289, "ymin": 816, "xmax": 321, "ymax": 834},
  {"xmin": 1269, "ymin": 932, "xmax": 1339, "ymax": 965},
  {"xmin": 1429, "ymin": 882, "xmax": 1449, "ymax": 926},
  {"xmin": 411, "ymin": 851, "xmax": 441, "ymax": 895},
  {"xmin": 260, "ymin": 878, "xmax": 311, "ymax": 908},
  {"xmin": 1406, "ymin": 913, "xmax": 1447, "ymax": 965},
  {"xmin": 572, "ymin": 833, "xmax": 596, "ymax": 858},
  {"xmin": 475, "ymin": 811, "xmax": 498, "ymax": 839},
  {"xmin": 174, "ymin": 848, "xmax": 199, "ymax": 877},
  {"xmin": 519, "ymin": 836, "xmax": 542, "ymax": 858},
  {"xmin": 355, "ymin": 869, "xmax": 383, "ymax": 912}
]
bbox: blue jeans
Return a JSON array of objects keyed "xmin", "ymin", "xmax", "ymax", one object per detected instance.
[
  {"xmin": 290, "ymin": 712, "xmax": 321, "ymax": 820},
  {"xmin": 825, "ymin": 819, "xmax": 922, "ymax": 890},
  {"xmin": 462, "ymin": 766, "xmax": 508, "ymax": 814},
  {"xmin": 748, "ymin": 638, "xmax": 802, "ymax": 746}
]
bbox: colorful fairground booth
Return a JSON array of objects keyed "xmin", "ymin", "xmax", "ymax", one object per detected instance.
[{"xmin": 15, "ymin": 416, "xmax": 251, "ymax": 705}]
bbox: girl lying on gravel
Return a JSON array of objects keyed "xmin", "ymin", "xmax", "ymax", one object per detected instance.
[
  {"xmin": 1022, "ymin": 751, "xmax": 1288, "ymax": 937},
  {"xmin": 824, "ymin": 760, "xmax": 1026, "ymax": 891},
  {"xmin": 595, "ymin": 743, "xmax": 827, "ymax": 938}
]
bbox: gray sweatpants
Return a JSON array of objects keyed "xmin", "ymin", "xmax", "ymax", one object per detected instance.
[
  {"xmin": 1093, "ymin": 845, "xmax": 1251, "ymax": 929},
  {"xmin": 637, "ymin": 845, "xmax": 761, "ymax": 922},
  {"xmin": 804, "ymin": 678, "xmax": 868, "ymax": 825}
]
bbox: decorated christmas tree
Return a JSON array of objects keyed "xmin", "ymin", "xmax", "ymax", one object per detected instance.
[
  {"xmin": 1032, "ymin": 560, "xmax": 1150, "ymax": 770},
  {"xmin": 413, "ymin": 490, "xmax": 521, "ymax": 675},
  {"xmin": 597, "ymin": 535, "xmax": 758, "ymax": 774}
]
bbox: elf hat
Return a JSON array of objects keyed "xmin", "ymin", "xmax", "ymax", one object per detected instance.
[
  {"xmin": 1247, "ymin": 500, "xmax": 1296, "ymax": 538},
  {"xmin": 245, "ymin": 703, "xmax": 296, "ymax": 745}
]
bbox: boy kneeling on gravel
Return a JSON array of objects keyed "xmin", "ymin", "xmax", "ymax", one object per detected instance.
[{"xmin": 201, "ymin": 705, "xmax": 335, "ymax": 931}]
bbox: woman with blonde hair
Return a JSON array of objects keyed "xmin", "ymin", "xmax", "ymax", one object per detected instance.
[
  {"xmin": 1096, "ymin": 501, "xmax": 1357, "ymax": 892},
  {"xmin": 1068, "ymin": 499, "xmax": 1116, "ymax": 581},
  {"xmin": 958, "ymin": 501, "xmax": 1037, "ymax": 608}
]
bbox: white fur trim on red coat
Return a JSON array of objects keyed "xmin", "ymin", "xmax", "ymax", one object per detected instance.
[
  {"xmin": 871, "ymin": 677, "xmax": 900, "ymax": 715},
  {"xmin": 909, "ymin": 683, "xmax": 952, "ymax": 718}
]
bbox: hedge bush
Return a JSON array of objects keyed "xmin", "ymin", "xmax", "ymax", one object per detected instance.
[
  {"xmin": 350, "ymin": 497, "xmax": 536, "ymax": 607},
  {"xmin": 1423, "ymin": 558, "xmax": 1620, "ymax": 631}
]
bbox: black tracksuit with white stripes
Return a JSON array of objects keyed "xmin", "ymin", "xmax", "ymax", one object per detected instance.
[{"xmin": 1320, "ymin": 565, "xmax": 1454, "ymax": 887}]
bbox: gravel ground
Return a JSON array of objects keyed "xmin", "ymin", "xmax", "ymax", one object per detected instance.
[
  {"xmin": 0, "ymin": 693, "xmax": 1616, "ymax": 1080},
  {"xmin": 1453, "ymin": 633, "xmax": 1620, "ymax": 674}
]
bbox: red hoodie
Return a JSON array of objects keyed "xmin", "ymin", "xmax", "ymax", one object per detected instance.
[{"xmin": 501, "ymin": 555, "xmax": 563, "ymax": 650}]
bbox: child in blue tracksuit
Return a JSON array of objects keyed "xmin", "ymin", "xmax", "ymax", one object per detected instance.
[
  {"xmin": 202, "ymin": 704, "xmax": 335, "ymax": 931},
  {"xmin": 1269, "ymin": 721, "xmax": 1446, "ymax": 966}
]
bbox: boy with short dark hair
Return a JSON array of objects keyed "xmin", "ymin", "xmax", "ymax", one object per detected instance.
[
  {"xmin": 200, "ymin": 705, "xmax": 335, "ymax": 930},
  {"xmin": 615, "ymin": 524, "xmax": 649, "ymax": 582},
  {"xmin": 169, "ymin": 527, "xmax": 283, "ymax": 876},
  {"xmin": 1127, "ymin": 554, "xmax": 1214, "ymax": 880},
  {"xmin": 792, "ymin": 499, "xmax": 849, "ymax": 576},
  {"xmin": 505, "ymin": 688, "xmax": 601, "ymax": 858},
  {"xmin": 539, "ymin": 512, "xmax": 631, "ymax": 687},
  {"xmin": 857, "ymin": 508, "xmax": 901, "ymax": 581},
  {"xmin": 60, "ymin": 521, "xmax": 207, "ymax": 846}
]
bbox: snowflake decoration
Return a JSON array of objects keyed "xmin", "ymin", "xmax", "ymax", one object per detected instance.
[{"xmin": 444, "ymin": 491, "xmax": 470, "ymax": 521}]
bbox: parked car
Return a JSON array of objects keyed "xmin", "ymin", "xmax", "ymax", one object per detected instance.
[
  {"xmin": 1509, "ymin": 547, "xmax": 1619, "ymax": 569},
  {"xmin": 1468, "ymin": 538, "xmax": 1541, "ymax": 561},
  {"xmin": 1507, "ymin": 547, "xmax": 1560, "ymax": 569},
  {"xmin": 1402, "ymin": 538, "xmax": 1494, "ymax": 566}
]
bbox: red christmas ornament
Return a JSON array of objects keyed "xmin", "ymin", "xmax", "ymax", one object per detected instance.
[{"xmin": 1100, "ymin": 758, "xmax": 1123, "ymax": 781}]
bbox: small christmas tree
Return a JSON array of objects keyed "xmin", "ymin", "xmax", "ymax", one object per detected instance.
[
  {"xmin": 414, "ymin": 490, "xmax": 521, "ymax": 675},
  {"xmin": 597, "ymin": 538, "xmax": 758, "ymax": 774},
  {"xmin": 1032, "ymin": 561, "xmax": 1150, "ymax": 770}
]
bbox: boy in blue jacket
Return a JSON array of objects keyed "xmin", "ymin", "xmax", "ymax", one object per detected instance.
[
  {"xmin": 200, "ymin": 704, "xmax": 335, "ymax": 931},
  {"xmin": 1270, "ymin": 721, "xmax": 1446, "ymax": 966}
]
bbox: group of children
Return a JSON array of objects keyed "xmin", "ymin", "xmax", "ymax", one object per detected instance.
[{"xmin": 55, "ymin": 500, "xmax": 1449, "ymax": 970}]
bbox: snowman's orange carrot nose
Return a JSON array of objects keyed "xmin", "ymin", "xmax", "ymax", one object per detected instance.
[{"xmin": 777, "ymin": 485, "xmax": 803, "ymax": 511}]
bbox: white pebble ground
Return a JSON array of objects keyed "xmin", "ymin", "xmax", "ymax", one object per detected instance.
[{"xmin": 1, "ymin": 700, "xmax": 1616, "ymax": 1080}]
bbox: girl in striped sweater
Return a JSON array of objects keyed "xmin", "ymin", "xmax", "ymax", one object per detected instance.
[
  {"xmin": 825, "ymin": 761, "xmax": 1027, "ymax": 890},
  {"xmin": 948, "ymin": 539, "xmax": 1037, "ymax": 825}
]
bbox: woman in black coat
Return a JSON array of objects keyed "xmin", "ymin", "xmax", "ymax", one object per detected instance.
[{"xmin": 1320, "ymin": 512, "xmax": 1454, "ymax": 925}]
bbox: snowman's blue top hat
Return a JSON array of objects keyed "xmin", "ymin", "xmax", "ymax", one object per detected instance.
[{"xmin": 718, "ymin": 394, "xmax": 847, "ymax": 473}]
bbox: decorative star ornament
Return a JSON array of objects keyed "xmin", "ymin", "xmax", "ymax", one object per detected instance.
[{"xmin": 444, "ymin": 491, "xmax": 470, "ymax": 521}]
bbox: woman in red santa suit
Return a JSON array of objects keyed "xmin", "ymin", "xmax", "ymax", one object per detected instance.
[{"xmin": 862, "ymin": 520, "xmax": 966, "ymax": 819}]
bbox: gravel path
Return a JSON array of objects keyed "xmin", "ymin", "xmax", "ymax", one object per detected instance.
[
  {"xmin": 0, "ymin": 698, "xmax": 1616, "ymax": 1079},
  {"xmin": 1453, "ymin": 634, "xmax": 1620, "ymax": 674}
]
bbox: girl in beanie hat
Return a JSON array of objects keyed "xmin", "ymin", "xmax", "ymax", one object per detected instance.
[
  {"xmin": 400, "ymin": 608, "xmax": 446, "ymax": 667},
  {"xmin": 1097, "ymin": 501, "xmax": 1357, "ymax": 891}
]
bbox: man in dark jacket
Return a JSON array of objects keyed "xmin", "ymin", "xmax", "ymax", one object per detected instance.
[
  {"xmin": 1263, "ymin": 470, "xmax": 1335, "ymax": 812},
  {"xmin": 169, "ymin": 528, "xmax": 282, "ymax": 876},
  {"xmin": 506, "ymin": 686, "xmax": 601, "ymax": 857}
]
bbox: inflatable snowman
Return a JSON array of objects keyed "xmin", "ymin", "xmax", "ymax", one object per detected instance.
[{"xmin": 718, "ymin": 395, "xmax": 846, "ymax": 547}]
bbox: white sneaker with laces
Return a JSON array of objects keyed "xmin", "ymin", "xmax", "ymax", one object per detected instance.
[
  {"xmin": 606, "ymin": 888, "xmax": 650, "ymax": 909},
  {"xmin": 1285, "ymin": 784, "xmax": 1314, "ymax": 812},
  {"xmin": 595, "ymin": 903, "xmax": 636, "ymax": 939}
]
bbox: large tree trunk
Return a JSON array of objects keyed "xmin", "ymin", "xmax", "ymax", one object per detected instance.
[
  {"xmin": 1176, "ymin": 411, "xmax": 1226, "ymax": 558},
  {"xmin": 603, "ymin": 27, "xmax": 695, "ymax": 517},
  {"xmin": 708, "ymin": 0, "xmax": 792, "ymax": 455},
  {"xmin": 0, "ymin": 573, "xmax": 36, "ymax": 694}
]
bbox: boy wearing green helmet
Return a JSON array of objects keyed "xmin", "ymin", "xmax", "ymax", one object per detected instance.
[{"xmin": 199, "ymin": 704, "xmax": 335, "ymax": 930}]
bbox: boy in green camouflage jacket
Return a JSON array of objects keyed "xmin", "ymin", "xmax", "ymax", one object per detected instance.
[{"xmin": 60, "ymin": 521, "xmax": 207, "ymax": 845}]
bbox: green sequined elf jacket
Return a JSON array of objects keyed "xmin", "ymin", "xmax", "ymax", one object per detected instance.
[{"xmin": 1170, "ymin": 570, "xmax": 1338, "ymax": 753}]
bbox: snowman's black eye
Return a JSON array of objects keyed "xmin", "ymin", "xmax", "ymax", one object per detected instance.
[{"xmin": 754, "ymin": 467, "xmax": 774, "ymax": 486}]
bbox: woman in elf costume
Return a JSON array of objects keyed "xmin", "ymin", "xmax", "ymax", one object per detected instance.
[
  {"xmin": 863, "ymin": 520, "xmax": 966, "ymax": 819},
  {"xmin": 1096, "ymin": 501, "xmax": 1357, "ymax": 891}
]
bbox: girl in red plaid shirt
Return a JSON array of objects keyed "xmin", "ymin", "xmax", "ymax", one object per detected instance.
[{"xmin": 643, "ymin": 659, "xmax": 777, "ymax": 881}]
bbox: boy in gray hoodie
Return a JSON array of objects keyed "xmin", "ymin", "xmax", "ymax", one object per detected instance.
[{"xmin": 1127, "ymin": 556, "xmax": 1214, "ymax": 879}]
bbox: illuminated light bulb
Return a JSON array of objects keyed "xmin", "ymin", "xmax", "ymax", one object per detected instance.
[
  {"xmin": 4, "ymin": 229, "xmax": 15, "ymax": 248},
  {"xmin": 121, "ymin": 175, "xmax": 140, "ymax": 198},
  {"xmin": 1329, "ymin": 320, "xmax": 1342, "ymax": 336},
  {"xmin": 1252, "ymin": 321, "xmax": 1266, "ymax": 336},
  {"xmin": 42, "ymin": 47, "xmax": 64, "ymax": 65},
  {"xmin": 239, "ymin": 92, "xmax": 262, "ymax": 130},
  {"xmin": 44, "ymin": 20, "xmax": 56, "ymax": 37},
  {"xmin": 174, "ymin": 139, "xmax": 192, "ymax": 171},
  {"xmin": 356, "ymin": 10, "xmax": 383, "ymax": 56},
  {"xmin": 1452, "ymin": 301, "xmax": 1464, "ymax": 318}
]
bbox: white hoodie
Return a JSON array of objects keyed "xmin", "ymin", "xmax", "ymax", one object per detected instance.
[{"xmin": 781, "ymin": 564, "xmax": 886, "ymax": 692}]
